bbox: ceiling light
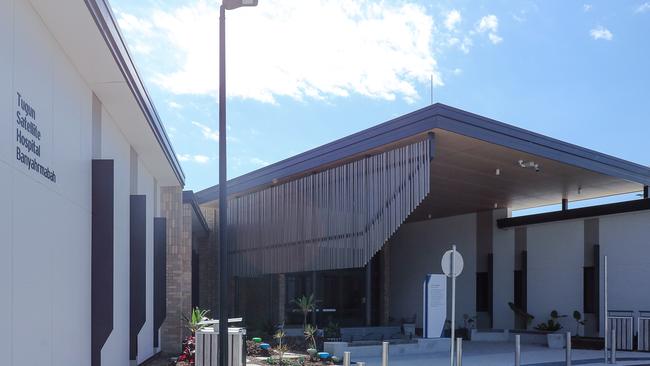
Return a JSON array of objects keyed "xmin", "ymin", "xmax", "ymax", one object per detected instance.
[
  {"xmin": 518, "ymin": 159, "xmax": 540, "ymax": 172},
  {"xmin": 495, "ymin": 168, "xmax": 501, "ymax": 176}
]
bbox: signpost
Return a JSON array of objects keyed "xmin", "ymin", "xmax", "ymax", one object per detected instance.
[{"xmin": 441, "ymin": 245, "xmax": 463, "ymax": 366}]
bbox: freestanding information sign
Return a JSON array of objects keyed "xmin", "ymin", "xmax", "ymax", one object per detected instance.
[{"xmin": 423, "ymin": 274, "xmax": 447, "ymax": 338}]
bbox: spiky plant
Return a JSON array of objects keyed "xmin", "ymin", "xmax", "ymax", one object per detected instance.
[{"xmin": 292, "ymin": 293, "xmax": 316, "ymax": 328}]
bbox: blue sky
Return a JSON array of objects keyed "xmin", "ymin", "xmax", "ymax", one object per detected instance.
[{"xmin": 111, "ymin": 0, "xmax": 650, "ymax": 195}]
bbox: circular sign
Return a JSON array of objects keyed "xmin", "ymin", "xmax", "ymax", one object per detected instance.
[{"xmin": 441, "ymin": 249, "xmax": 464, "ymax": 278}]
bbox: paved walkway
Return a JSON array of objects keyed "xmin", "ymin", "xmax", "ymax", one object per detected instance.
[{"xmin": 352, "ymin": 342, "xmax": 650, "ymax": 366}]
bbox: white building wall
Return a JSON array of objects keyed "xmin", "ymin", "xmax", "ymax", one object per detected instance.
[
  {"xmin": 100, "ymin": 108, "xmax": 132, "ymax": 366},
  {"xmin": 526, "ymin": 220, "xmax": 584, "ymax": 331},
  {"xmin": 0, "ymin": 2, "xmax": 171, "ymax": 365},
  {"xmin": 599, "ymin": 210, "xmax": 650, "ymax": 336},
  {"xmin": 2, "ymin": 1, "xmax": 94, "ymax": 366},
  {"xmin": 137, "ymin": 161, "xmax": 156, "ymax": 363},
  {"xmin": 0, "ymin": 0, "xmax": 14, "ymax": 363},
  {"xmin": 492, "ymin": 218, "xmax": 515, "ymax": 329},
  {"xmin": 389, "ymin": 213, "xmax": 477, "ymax": 330}
]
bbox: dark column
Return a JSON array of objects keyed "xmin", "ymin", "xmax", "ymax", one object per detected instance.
[
  {"xmin": 644, "ymin": 186, "xmax": 649, "ymax": 199},
  {"xmin": 365, "ymin": 261, "xmax": 372, "ymax": 326},
  {"xmin": 311, "ymin": 271, "xmax": 317, "ymax": 325},
  {"xmin": 153, "ymin": 217, "xmax": 167, "ymax": 348},
  {"xmin": 130, "ymin": 195, "xmax": 147, "ymax": 361},
  {"xmin": 562, "ymin": 198, "xmax": 569, "ymax": 211},
  {"xmin": 92, "ymin": 160, "xmax": 114, "ymax": 366}
]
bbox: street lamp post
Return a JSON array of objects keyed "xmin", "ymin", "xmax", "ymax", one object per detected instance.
[{"xmin": 218, "ymin": 1, "xmax": 257, "ymax": 366}]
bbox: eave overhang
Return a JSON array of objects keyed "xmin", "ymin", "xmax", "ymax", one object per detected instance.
[{"xmin": 197, "ymin": 103, "xmax": 650, "ymax": 205}]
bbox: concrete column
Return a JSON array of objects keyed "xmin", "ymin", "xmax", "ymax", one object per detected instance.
[
  {"xmin": 278, "ymin": 274, "xmax": 286, "ymax": 325},
  {"xmin": 491, "ymin": 208, "xmax": 515, "ymax": 330}
]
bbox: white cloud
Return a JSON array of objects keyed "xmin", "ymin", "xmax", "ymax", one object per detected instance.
[
  {"xmin": 590, "ymin": 26, "xmax": 613, "ymax": 41},
  {"xmin": 488, "ymin": 33, "xmax": 503, "ymax": 44},
  {"xmin": 636, "ymin": 2, "xmax": 650, "ymax": 13},
  {"xmin": 476, "ymin": 14, "xmax": 499, "ymax": 33},
  {"xmin": 452, "ymin": 68, "xmax": 462, "ymax": 76},
  {"xmin": 583, "ymin": 4, "xmax": 592, "ymax": 12},
  {"xmin": 168, "ymin": 101, "xmax": 182, "ymax": 109},
  {"xmin": 444, "ymin": 10, "xmax": 462, "ymax": 31},
  {"xmin": 191, "ymin": 121, "xmax": 219, "ymax": 141},
  {"xmin": 116, "ymin": 12, "xmax": 154, "ymax": 54},
  {"xmin": 250, "ymin": 157, "xmax": 270, "ymax": 167},
  {"xmin": 120, "ymin": 0, "xmax": 442, "ymax": 104},
  {"xmin": 177, "ymin": 154, "xmax": 211, "ymax": 163},
  {"xmin": 476, "ymin": 15, "xmax": 503, "ymax": 45}
]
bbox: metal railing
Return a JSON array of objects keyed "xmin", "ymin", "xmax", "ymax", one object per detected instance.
[
  {"xmin": 638, "ymin": 311, "xmax": 650, "ymax": 351},
  {"xmin": 608, "ymin": 311, "xmax": 634, "ymax": 351},
  {"xmin": 196, "ymin": 327, "xmax": 246, "ymax": 366}
]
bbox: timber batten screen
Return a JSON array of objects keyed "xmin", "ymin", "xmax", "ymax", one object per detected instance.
[{"xmin": 227, "ymin": 139, "xmax": 431, "ymax": 276}]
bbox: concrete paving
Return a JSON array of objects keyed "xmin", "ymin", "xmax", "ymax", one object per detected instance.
[{"xmin": 351, "ymin": 342, "xmax": 650, "ymax": 366}]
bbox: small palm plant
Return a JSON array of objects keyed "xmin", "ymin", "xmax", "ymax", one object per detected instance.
[
  {"xmin": 304, "ymin": 324, "xmax": 318, "ymax": 359},
  {"xmin": 292, "ymin": 293, "xmax": 317, "ymax": 328},
  {"xmin": 184, "ymin": 307, "xmax": 210, "ymax": 335},
  {"xmin": 273, "ymin": 329, "xmax": 287, "ymax": 364}
]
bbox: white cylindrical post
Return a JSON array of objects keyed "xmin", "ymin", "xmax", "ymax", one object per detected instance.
[
  {"xmin": 450, "ymin": 245, "xmax": 456, "ymax": 366},
  {"xmin": 343, "ymin": 352, "xmax": 351, "ymax": 366},
  {"xmin": 382, "ymin": 341, "xmax": 389, "ymax": 366},
  {"xmin": 357, "ymin": 363, "xmax": 366, "ymax": 366},
  {"xmin": 611, "ymin": 324, "xmax": 617, "ymax": 364},
  {"xmin": 603, "ymin": 256, "xmax": 609, "ymax": 364},
  {"xmin": 515, "ymin": 334, "xmax": 521, "ymax": 366},
  {"xmin": 456, "ymin": 337, "xmax": 462, "ymax": 366},
  {"xmin": 566, "ymin": 332, "xmax": 571, "ymax": 366}
]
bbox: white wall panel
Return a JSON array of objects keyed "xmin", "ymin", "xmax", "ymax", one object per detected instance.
[
  {"xmin": 137, "ymin": 161, "xmax": 155, "ymax": 362},
  {"xmin": 51, "ymin": 40, "xmax": 92, "ymax": 210},
  {"xmin": 51, "ymin": 194, "xmax": 91, "ymax": 365},
  {"xmin": 527, "ymin": 220, "xmax": 583, "ymax": 331},
  {"xmin": 389, "ymin": 213, "xmax": 477, "ymax": 329},
  {"xmin": 492, "ymin": 224, "xmax": 515, "ymax": 329},
  {"xmin": 0, "ymin": 0, "xmax": 12, "ymax": 166},
  {"xmin": 12, "ymin": 170, "xmax": 54, "ymax": 366},
  {"xmin": 599, "ymin": 211, "xmax": 650, "ymax": 335},
  {"xmin": 13, "ymin": 0, "xmax": 54, "ymax": 181},
  {"xmin": 100, "ymin": 108, "xmax": 131, "ymax": 366},
  {"xmin": 0, "ymin": 162, "xmax": 13, "ymax": 365}
]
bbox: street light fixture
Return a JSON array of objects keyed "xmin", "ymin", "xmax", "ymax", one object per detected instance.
[{"xmin": 218, "ymin": 1, "xmax": 258, "ymax": 366}]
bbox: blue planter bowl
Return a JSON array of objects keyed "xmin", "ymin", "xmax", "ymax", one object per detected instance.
[
  {"xmin": 317, "ymin": 352, "xmax": 330, "ymax": 359},
  {"xmin": 260, "ymin": 343, "xmax": 271, "ymax": 350}
]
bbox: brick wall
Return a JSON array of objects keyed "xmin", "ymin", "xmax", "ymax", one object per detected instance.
[{"xmin": 160, "ymin": 186, "xmax": 191, "ymax": 353}]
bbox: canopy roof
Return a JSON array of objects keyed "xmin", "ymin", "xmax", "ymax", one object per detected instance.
[{"xmin": 197, "ymin": 103, "xmax": 650, "ymax": 212}]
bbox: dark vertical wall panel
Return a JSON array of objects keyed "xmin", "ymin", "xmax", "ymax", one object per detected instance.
[
  {"xmin": 154, "ymin": 217, "xmax": 167, "ymax": 348},
  {"xmin": 192, "ymin": 241, "xmax": 199, "ymax": 309},
  {"xmin": 130, "ymin": 195, "xmax": 147, "ymax": 361},
  {"xmin": 593, "ymin": 244, "xmax": 600, "ymax": 332},
  {"xmin": 92, "ymin": 160, "xmax": 114, "ymax": 366}
]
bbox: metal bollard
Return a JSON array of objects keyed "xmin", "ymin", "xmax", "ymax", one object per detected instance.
[
  {"xmin": 343, "ymin": 352, "xmax": 351, "ymax": 366},
  {"xmin": 357, "ymin": 363, "xmax": 365, "ymax": 366},
  {"xmin": 382, "ymin": 341, "xmax": 389, "ymax": 366},
  {"xmin": 566, "ymin": 332, "xmax": 571, "ymax": 366},
  {"xmin": 456, "ymin": 338, "xmax": 462, "ymax": 366},
  {"xmin": 515, "ymin": 334, "xmax": 521, "ymax": 366},
  {"xmin": 611, "ymin": 326, "xmax": 617, "ymax": 364}
]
